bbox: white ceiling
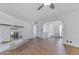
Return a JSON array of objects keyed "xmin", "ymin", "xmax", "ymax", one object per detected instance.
[{"xmin": 0, "ymin": 3, "xmax": 79, "ymax": 22}]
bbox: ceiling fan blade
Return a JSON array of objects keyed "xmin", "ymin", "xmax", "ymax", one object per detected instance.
[
  {"xmin": 37, "ymin": 4, "xmax": 44, "ymax": 10},
  {"xmin": 49, "ymin": 3, "xmax": 55, "ymax": 9}
]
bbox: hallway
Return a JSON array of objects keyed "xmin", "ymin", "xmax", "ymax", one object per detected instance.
[{"xmin": 0, "ymin": 37, "xmax": 79, "ymax": 55}]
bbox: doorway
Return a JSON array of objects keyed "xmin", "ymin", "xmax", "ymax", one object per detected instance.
[
  {"xmin": 33, "ymin": 23, "xmax": 37, "ymax": 37},
  {"xmin": 43, "ymin": 21, "xmax": 64, "ymax": 39}
]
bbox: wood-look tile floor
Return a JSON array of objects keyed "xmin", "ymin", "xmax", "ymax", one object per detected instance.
[{"xmin": 0, "ymin": 38, "xmax": 79, "ymax": 55}]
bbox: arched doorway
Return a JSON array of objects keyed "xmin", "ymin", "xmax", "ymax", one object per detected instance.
[{"xmin": 43, "ymin": 21, "xmax": 64, "ymax": 39}]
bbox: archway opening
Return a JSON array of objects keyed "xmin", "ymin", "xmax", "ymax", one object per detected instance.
[{"xmin": 43, "ymin": 20, "xmax": 64, "ymax": 40}]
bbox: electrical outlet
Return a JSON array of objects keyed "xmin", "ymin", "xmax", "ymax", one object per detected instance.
[
  {"xmin": 67, "ymin": 40, "xmax": 68, "ymax": 43},
  {"xmin": 70, "ymin": 41, "xmax": 72, "ymax": 43}
]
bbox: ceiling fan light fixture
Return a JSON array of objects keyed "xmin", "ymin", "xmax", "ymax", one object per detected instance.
[
  {"xmin": 49, "ymin": 3, "xmax": 55, "ymax": 9},
  {"xmin": 37, "ymin": 2, "xmax": 55, "ymax": 11},
  {"xmin": 44, "ymin": 3, "xmax": 51, "ymax": 6}
]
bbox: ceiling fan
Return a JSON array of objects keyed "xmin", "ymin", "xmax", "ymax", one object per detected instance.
[{"xmin": 37, "ymin": 3, "xmax": 55, "ymax": 11}]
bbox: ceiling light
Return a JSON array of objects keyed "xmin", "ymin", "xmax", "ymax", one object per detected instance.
[
  {"xmin": 44, "ymin": 3, "xmax": 51, "ymax": 6},
  {"xmin": 43, "ymin": 0, "xmax": 52, "ymax": 6}
]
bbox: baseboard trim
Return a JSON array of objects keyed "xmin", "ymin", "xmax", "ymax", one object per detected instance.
[{"xmin": 64, "ymin": 44, "xmax": 79, "ymax": 49}]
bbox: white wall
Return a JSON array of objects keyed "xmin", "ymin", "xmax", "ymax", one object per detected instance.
[
  {"xmin": 59, "ymin": 11, "xmax": 79, "ymax": 47},
  {"xmin": 0, "ymin": 11, "xmax": 33, "ymax": 43},
  {"xmin": 0, "ymin": 12, "xmax": 22, "ymax": 26},
  {"xmin": 36, "ymin": 21, "xmax": 43, "ymax": 38},
  {"xmin": 22, "ymin": 21, "xmax": 34, "ymax": 39}
]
